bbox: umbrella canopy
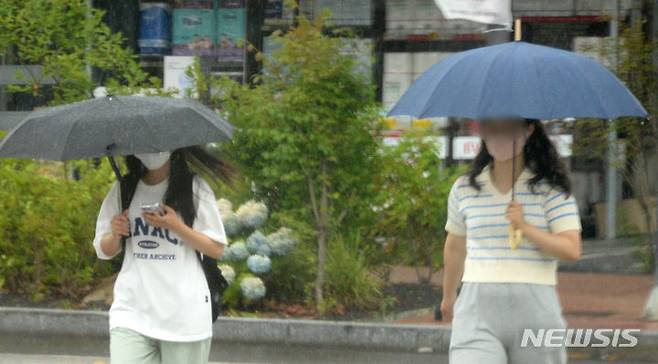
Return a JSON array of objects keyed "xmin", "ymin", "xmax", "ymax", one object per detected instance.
[
  {"xmin": 0, "ymin": 95, "xmax": 233, "ymax": 161},
  {"xmin": 388, "ymin": 41, "xmax": 648, "ymax": 120},
  {"xmin": 0, "ymin": 112, "xmax": 29, "ymax": 131}
]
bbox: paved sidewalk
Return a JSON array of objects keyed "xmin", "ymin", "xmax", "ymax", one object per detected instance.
[
  {"xmin": 0, "ymin": 353, "xmax": 652, "ymax": 364},
  {"xmin": 391, "ymin": 268, "xmax": 658, "ymax": 331},
  {"xmin": 0, "ymin": 354, "xmax": 250, "ymax": 364},
  {"xmin": 390, "ymin": 235, "xmax": 658, "ymax": 331},
  {"xmin": 389, "ymin": 265, "xmax": 658, "ymax": 362}
]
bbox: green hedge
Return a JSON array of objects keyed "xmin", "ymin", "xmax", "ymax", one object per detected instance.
[{"xmin": 0, "ymin": 159, "xmax": 115, "ymax": 303}]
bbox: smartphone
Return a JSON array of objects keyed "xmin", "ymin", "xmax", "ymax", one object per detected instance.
[{"xmin": 141, "ymin": 202, "xmax": 164, "ymax": 216}]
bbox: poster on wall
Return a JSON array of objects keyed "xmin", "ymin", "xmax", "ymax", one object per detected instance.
[
  {"xmin": 217, "ymin": 0, "xmax": 246, "ymax": 63},
  {"xmin": 138, "ymin": 3, "xmax": 171, "ymax": 55},
  {"xmin": 164, "ymin": 56, "xmax": 197, "ymax": 98},
  {"xmin": 172, "ymin": 7, "xmax": 215, "ymax": 56}
]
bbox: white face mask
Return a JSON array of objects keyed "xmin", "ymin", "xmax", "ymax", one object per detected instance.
[{"xmin": 135, "ymin": 151, "xmax": 171, "ymax": 170}]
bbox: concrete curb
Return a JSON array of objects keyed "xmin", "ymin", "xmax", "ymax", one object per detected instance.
[
  {"xmin": 2, "ymin": 306, "xmax": 658, "ymax": 360},
  {"xmin": 0, "ymin": 307, "xmax": 451, "ymax": 352}
]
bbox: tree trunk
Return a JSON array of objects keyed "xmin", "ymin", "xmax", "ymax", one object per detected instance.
[
  {"xmin": 308, "ymin": 161, "xmax": 331, "ymax": 311},
  {"xmin": 315, "ymin": 225, "xmax": 327, "ymax": 311}
]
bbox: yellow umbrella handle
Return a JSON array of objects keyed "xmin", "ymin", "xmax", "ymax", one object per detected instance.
[{"xmin": 509, "ymin": 224, "xmax": 523, "ymax": 249}]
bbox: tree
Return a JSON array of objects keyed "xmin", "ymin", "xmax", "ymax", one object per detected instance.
[
  {"xmin": 572, "ymin": 19, "xmax": 658, "ymax": 319},
  {"xmin": 372, "ymin": 130, "xmax": 463, "ymax": 284},
  {"xmin": 214, "ymin": 13, "xmax": 382, "ymax": 310},
  {"xmin": 0, "ymin": 0, "xmax": 161, "ymax": 106},
  {"xmin": 0, "ymin": 0, "xmax": 168, "ymax": 302},
  {"xmin": 572, "ymin": 24, "xmax": 657, "ymax": 237}
]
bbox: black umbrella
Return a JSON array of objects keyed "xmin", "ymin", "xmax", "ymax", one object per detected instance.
[
  {"xmin": 0, "ymin": 112, "xmax": 29, "ymax": 131},
  {"xmin": 0, "ymin": 95, "xmax": 232, "ymax": 179},
  {"xmin": 0, "ymin": 95, "xmax": 233, "ymax": 237},
  {"xmin": 0, "ymin": 95, "xmax": 232, "ymax": 161}
]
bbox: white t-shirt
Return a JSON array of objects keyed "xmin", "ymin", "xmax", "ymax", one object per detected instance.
[{"xmin": 92, "ymin": 174, "xmax": 228, "ymax": 341}]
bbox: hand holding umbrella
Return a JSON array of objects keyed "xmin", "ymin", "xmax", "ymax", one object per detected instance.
[{"xmin": 506, "ymin": 200, "xmax": 526, "ymax": 249}]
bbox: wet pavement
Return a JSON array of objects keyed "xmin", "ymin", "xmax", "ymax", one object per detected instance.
[
  {"xmin": 390, "ymin": 269, "xmax": 658, "ymax": 332},
  {"xmin": 0, "ymin": 334, "xmax": 655, "ymax": 363},
  {"xmin": 0, "ymin": 334, "xmax": 444, "ymax": 364}
]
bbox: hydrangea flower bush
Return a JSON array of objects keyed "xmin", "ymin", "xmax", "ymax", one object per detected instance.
[{"xmin": 216, "ymin": 198, "xmax": 297, "ymax": 307}]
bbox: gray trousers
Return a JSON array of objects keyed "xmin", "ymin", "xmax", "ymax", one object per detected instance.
[{"xmin": 449, "ymin": 282, "xmax": 568, "ymax": 364}]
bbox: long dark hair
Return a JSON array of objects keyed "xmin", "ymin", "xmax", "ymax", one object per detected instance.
[
  {"xmin": 121, "ymin": 146, "xmax": 235, "ymax": 226},
  {"xmin": 467, "ymin": 119, "xmax": 571, "ymax": 196}
]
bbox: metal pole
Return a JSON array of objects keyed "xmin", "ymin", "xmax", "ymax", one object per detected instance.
[
  {"xmin": 649, "ymin": 0, "xmax": 658, "ymax": 286},
  {"xmin": 605, "ymin": 0, "xmax": 620, "ymax": 240},
  {"xmin": 638, "ymin": 0, "xmax": 658, "ymax": 322},
  {"xmin": 606, "ymin": 123, "xmax": 618, "ymax": 239}
]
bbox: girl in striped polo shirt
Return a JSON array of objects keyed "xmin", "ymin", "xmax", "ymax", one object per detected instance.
[{"xmin": 441, "ymin": 118, "xmax": 582, "ymax": 364}]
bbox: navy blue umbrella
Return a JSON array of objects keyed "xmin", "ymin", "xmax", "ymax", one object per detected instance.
[
  {"xmin": 388, "ymin": 41, "xmax": 648, "ymax": 249},
  {"xmin": 388, "ymin": 41, "xmax": 648, "ymax": 120}
]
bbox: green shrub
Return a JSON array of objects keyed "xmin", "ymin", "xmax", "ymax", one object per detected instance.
[
  {"xmin": 324, "ymin": 231, "xmax": 383, "ymax": 311},
  {"xmin": 264, "ymin": 238, "xmax": 316, "ymax": 304},
  {"xmin": 0, "ymin": 159, "xmax": 115, "ymax": 301},
  {"xmin": 371, "ymin": 130, "xmax": 465, "ymax": 283}
]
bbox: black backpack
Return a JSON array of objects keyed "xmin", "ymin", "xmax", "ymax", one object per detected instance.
[{"xmin": 118, "ymin": 174, "xmax": 228, "ymax": 323}]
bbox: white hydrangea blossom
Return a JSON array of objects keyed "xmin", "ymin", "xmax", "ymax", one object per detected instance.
[
  {"xmin": 240, "ymin": 276, "xmax": 266, "ymax": 301},
  {"xmin": 246, "ymin": 230, "xmax": 271, "ymax": 256},
  {"xmin": 216, "ymin": 199, "xmax": 241, "ymax": 236},
  {"xmin": 256, "ymin": 243, "xmax": 272, "ymax": 257},
  {"xmin": 226, "ymin": 241, "xmax": 249, "ymax": 261},
  {"xmin": 267, "ymin": 227, "xmax": 297, "ymax": 256},
  {"xmin": 246, "ymin": 254, "xmax": 272, "ymax": 274},
  {"xmin": 222, "ymin": 210, "xmax": 241, "ymax": 236},
  {"xmin": 217, "ymin": 198, "xmax": 233, "ymax": 213},
  {"xmin": 217, "ymin": 264, "xmax": 236, "ymax": 284},
  {"xmin": 236, "ymin": 200, "xmax": 268, "ymax": 228}
]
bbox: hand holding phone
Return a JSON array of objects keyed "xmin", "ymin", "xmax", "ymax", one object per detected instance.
[{"xmin": 141, "ymin": 202, "xmax": 164, "ymax": 216}]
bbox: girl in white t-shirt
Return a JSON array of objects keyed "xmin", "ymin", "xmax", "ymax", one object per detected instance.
[
  {"xmin": 92, "ymin": 146, "xmax": 233, "ymax": 364},
  {"xmin": 440, "ymin": 118, "xmax": 582, "ymax": 364}
]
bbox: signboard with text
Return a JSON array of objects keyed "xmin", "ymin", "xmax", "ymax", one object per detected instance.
[{"xmin": 384, "ymin": 135, "xmax": 573, "ymax": 160}]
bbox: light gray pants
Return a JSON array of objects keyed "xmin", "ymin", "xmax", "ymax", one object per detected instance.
[
  {"xmin": 449, "ymin": 282, "xmax": 568, "ymax": 364},
  {"xmin": 110, "ymin": 327, "xmax": 212, "ymax": 364}
]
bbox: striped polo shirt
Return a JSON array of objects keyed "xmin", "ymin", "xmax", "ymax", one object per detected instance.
[{"xmin": 444, "ymin": 164, "xmax": 582, "ymax": 285}]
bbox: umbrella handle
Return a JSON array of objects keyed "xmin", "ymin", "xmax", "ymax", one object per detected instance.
[
  {"xmin": 509, "ymin": 224, "xmax": 523, "ymax": 249},
  {"xmin": 508, "ymin": 127, "xmax": 523, "ymax": 249}
]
